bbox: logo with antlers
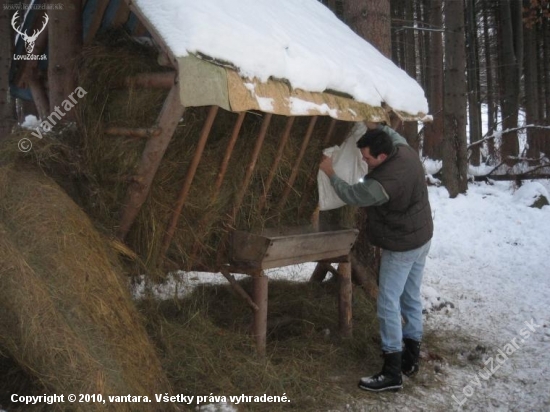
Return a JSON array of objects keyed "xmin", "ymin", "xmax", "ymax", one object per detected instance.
[{"xmin": 12, "ymin": 11, "xmax": 49, "ymax": 54}]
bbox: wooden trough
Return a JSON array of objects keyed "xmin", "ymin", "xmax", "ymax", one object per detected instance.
[{"xmin": 225, "ymin": 227, "xmax": 359, "ymax": 355}]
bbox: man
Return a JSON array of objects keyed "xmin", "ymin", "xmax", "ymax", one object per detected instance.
[{"xmin": 319, "ymin": 122, "xmax": 433, "ymax": 392}]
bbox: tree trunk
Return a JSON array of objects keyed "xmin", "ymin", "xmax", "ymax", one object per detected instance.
[
  {"xmin": 423, "ymin": 0, "xmax": 444, "ymax": 160},
  {"xmin": 543, "ymin": 18, "xmax": 550, "ymax": 157},
  {"xmin": 483, "ymin": 0, "xmax": 496, "ymax": 161},
  {"xmin": 523, "ymin": 1, "xmax": 540, "ymax": 160},
  {"xmin": 0, "ymin": 5, "xmax": 15, "ymax": 139},
  {"xmin": 442, "ymin": 0, "xmax": 468, "ymax": 197},
  {"xmin": 344, "ymin": 0, "xmax": 391, "ymax": 57},
  {"xmin": 403, "ymin": 0, "xmax": 419, "ymax": 150},
  {"xmin": 48, "ymin": 0, "xmax": 82, "ymax": 121},
  {"xmin": 465, "ymin": 0, "xmax": 482, "ymax": 165},
  {"xmin": 498, "ymin": 0, "xmax": 521, "ymax": 164}
]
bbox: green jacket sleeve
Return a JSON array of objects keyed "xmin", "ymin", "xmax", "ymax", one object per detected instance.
[{"xmin": 329, "ymin": 174, "xmax": 389, "ymax": 207}]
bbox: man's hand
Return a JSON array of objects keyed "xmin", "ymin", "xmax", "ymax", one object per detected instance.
[{"xmin": 319, "ymin": 155, "xmax": 335, "ymax": 177}]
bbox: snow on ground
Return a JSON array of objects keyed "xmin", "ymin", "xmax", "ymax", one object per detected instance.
[{"xmin": 135, "ymin": 179, "xmax": 550, "ymax": 411}]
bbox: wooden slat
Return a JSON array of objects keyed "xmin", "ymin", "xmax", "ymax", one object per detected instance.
[
  {"xmin": 105, "ymin": 126, "xmax": 161, "ymax": 138},
  {"xmin": 160, "ymin": 105, "xmax": 219, "ymax": 261},
  {"xmin": 276, "ymin": 116, "xmax": 318, "ymax": 212},
  {"xmin": 117, "ymin": 85, "xmax": 185, "ymax": 240},
  {"xmin": 230, "ymin": 113, "xmax": 272, "ymax": 222},
  {"xmin": 257, "ymin": 116, "xmax": 295, "ymax": 212}
]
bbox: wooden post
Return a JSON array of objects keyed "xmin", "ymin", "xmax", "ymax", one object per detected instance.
[
  {"xmin": 257, "ymin": 116, "xmax": 295, "ymax": 212},
  {"xmin": 253, "ymin": 272, "xmax": 268, "ymax": 356},
  {"xmin": 117, "ymin": 85, "xmax": 185, "ymax": 240},
  {"xmin": 159, "ymin": 105, "xmax": 218, "ymax": 261},
  {"xmin": 276, "ymin": 116, "xmax": 318, "ymax": 212},
  {"xmin": 337, "ymin": 262, "xmax": 353, "ymax": 338}
]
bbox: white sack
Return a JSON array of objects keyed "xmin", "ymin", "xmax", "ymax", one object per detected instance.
[{"xmin": 317, "ymin": 122, "xmax": 369, "ymax": 211}]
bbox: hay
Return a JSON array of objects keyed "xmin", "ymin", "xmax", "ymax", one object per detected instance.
[
  {"xmin": 70, "ymin": 31, "xmax": 356, "ymax": 272},
  {"xmin": 139, "ymin": 277, "xmax": 381, "ymax": 411},
  {"xmin": 0, "ymin": 163, "xmax": 178, "ymax": 411}
]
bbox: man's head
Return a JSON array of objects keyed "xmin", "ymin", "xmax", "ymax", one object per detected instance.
[{"xmin": 356, "ymin": 129, "xmax": 393, "ymax": 169}]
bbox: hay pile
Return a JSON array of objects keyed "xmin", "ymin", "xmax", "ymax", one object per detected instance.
[
  {"xmin": 72, "ymin": 31, "xmax": 355, "ymax": 272},
  {"xmin": 0, "ymin": 163, "xmax": 178, "ymax": 412}
]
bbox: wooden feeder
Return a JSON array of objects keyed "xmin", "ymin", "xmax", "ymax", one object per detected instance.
[{"xmin": 227, "ymin": 227, "xmax": 358, "ymax": 354}]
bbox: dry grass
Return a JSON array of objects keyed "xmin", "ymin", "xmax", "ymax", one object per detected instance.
[
  {"xmin": 138, "ymin": 277, "xmax": 381, "ymax": 411},
  {"xmin": 0, "ymin": 163, "xmax": 178, "ymax": 412}
]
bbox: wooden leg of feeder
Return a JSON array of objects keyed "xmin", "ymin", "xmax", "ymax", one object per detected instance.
[
  {"xmin": 253, "ymin": 272, "xmax": 268, "ymax": 356},
  {"xmin": 309, "ymin": 262, "xmax": 329, "ymax": 283},
  {"xmin": 338, "ymin": 262, "xmax": 352, "ymax": 338}
]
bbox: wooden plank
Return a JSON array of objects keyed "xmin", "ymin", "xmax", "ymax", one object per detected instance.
[{"xmin": 117, "ymin": 85, "xmax": 185, "ymax": 240}]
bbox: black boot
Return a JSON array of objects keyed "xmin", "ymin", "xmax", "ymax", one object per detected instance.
[
  {"xmin": 402, "ymin": 338, "xmax": 421, "ymax": 377},
  {"xmin": 358, "ymin": 351, "xmax": 403, "ymax": 392}
]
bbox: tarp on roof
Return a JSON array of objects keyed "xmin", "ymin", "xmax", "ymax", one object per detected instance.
[{"xmin": 178, "ymin": 55, "xmax": 391, "ymax": 122}]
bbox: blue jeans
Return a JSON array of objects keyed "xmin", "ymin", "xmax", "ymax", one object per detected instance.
[{"xmin": 377, "ymin": 240, "xmax": 431, "ymax": 353}]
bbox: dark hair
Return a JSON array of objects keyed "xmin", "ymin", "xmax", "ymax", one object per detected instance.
[{"xmin": 356, "ymin": 129, "xmax": 393, "ymax": 157}]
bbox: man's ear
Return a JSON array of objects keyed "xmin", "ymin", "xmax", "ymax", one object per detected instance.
[{"xmin": 378, "ymin": 153, "xmax": 388, "ymax": 162}]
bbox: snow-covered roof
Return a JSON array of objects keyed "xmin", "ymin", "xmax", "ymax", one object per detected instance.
[{"xmin": 133, "ymin": 0, "xmax": 429, "ymax": 121}]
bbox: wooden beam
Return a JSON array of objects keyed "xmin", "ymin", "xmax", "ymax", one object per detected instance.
[
  {"xmin": 276, "ymin": 116, "xmax": 318, "ymax": 212},
  {"xmin": 105, "ymin": 126, "xmax": 161, "ymax": 138},
  {"xmin": 257, "ymin": 116, "xmax": 295, "ymax": 212},
  {"xmin": 124, "ymin": 72, "xmax": 176, "ymax": 89},
  {"xmin": 220, "ymin": 267, "xmax": 259, "ymax": 312},
  {"xmin": 159, "ymin": 105, "xmax": 219, "ymax": 261},
  {"xmin": 117, "ymin": 85, "xmax": 185, "ymax": 240}
]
